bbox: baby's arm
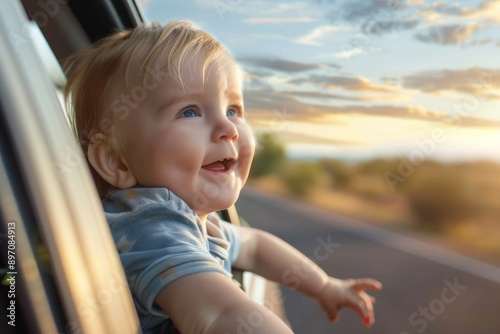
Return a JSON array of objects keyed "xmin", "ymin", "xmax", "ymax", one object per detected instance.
[
  {"xmin": 234, "ymin": 226, "xmax": 382, "ymax": 327},
  {"xmin": 155, "ymin": 271, "xmax": 293, "ymax": 333}
]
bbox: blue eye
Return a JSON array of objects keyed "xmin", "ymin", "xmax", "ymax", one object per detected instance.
[
  {"xmin": 227, "ymin": 108, "xmax": 239, "ymax": 117},
  {"xmin": 179, "ymin": 108, "xmax": 198, "ymax": 118}
]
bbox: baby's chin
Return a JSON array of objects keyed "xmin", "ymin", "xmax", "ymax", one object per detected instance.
[{"xmin": 203, "ymin": 191, "xmax": 241, "ymax": 213}]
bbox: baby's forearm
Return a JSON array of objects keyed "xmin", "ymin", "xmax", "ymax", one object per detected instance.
[
  {"xmin": 235, "ymin": 228, "xmax": 382, "ymax": 328},
  {"xmin": 156, "ymin": 271, "xmax": 293, "ymax": 333},
  {"xmin": 208, "ymin": 301, "xmax": 294, "ymax": 334},
  {"xmin": 249, "ymin": 230, "xmax": 329, "ymax": 298}
]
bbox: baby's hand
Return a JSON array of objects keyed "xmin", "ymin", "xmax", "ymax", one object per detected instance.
[{"xmin": 316, "ymin": 277, "xmax": 382, "ymax": 327}]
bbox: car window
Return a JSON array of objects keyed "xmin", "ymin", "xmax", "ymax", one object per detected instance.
[{"xmin": 0, "ymin": 1, "xmax": 140, "ymax": 332}]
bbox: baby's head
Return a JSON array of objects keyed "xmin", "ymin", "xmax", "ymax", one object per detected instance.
[{"xmin": 65, "ymin": 20, "xmax": 255, "ymax": 216}]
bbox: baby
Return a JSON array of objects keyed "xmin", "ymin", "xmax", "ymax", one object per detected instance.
[{"xmin": 64, "ymin": 20, "xmax": 382, "ymax": 333}]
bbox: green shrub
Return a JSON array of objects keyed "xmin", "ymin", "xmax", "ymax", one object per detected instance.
[
  {"xmin": 282, "ymin": 162, "xmax": 318, "ymax": 197},
  {"xmin": 319, "ymin": 159, "xmax": 354, "ymax": 190},
  {"xmin": 403, "ymin": 168, "xmax": 473, "ymax": 231},
  {"xmin": 250, "ymin": 132, "xmax": 286, "ymax": 178}
]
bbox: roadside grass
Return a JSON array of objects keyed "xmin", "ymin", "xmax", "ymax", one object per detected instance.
[{"xmin": 247, "ymin": 161, "xmax": 500, "ymax": 267}]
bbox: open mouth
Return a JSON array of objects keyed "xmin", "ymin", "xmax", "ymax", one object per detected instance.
[{"xmin": 201, "ymin": 159, "xmax": 236, "ymax": 172}]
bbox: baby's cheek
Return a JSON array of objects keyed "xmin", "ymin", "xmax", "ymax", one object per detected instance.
[
  {"xmin": 238, "ymin": 141, "xmax": 255, "ymax": 183},
  {"xmin": 238, "ymin": 126, "xmax": 256, "ymax": 157}
]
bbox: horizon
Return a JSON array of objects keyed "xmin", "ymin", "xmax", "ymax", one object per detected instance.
[{"xmin": 285, "ymin": 142, "xmax": 500, "ymax": 164}]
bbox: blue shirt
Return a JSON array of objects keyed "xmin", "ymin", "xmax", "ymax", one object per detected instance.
[{"xmin": 103, "ymin": 187, "xmax": 242, "ymax": 333}]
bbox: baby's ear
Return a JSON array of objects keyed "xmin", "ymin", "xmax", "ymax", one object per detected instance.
[{"xmin": 87, "ymin": 133, "xmax": 136, "ymax": 189}]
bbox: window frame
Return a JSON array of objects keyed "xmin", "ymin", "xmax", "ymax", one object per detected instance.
[{"xmin": 0, "ymin": 1, "xmax": 140, "ymax": 332}]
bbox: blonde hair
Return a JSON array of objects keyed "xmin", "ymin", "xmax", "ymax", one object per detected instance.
[{"xmin": 64, "ymin": 20, "xmax": 232, "ymax": 197}]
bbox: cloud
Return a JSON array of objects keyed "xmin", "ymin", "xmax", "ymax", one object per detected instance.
[
  {"xmin": 331, "ymin": 47, "xmax": 367, "ymax": 59},
  {"xmin": 419, "ymin": 1, "xmax": 500, "ymax": 24},
  {"xmin": 284, "ymin": 90, "xmax": 370, "ymax": 102},
  {"xmin": 276, "ymin": 132, "xmax": 362, "ymax": 147},
  {"xmin": 227, "ymin": 33, "xmax": 289, "ymax": 47},
  {"xmin": 345, "ymin": 104, "xmax": 500, "ymax": 128},
  {"xmin": 243, "ymin": 88, "xmax": 500, "ymax": 128},
  {"xmin": 319, "ymin": 0, "xmax": 423, "ymax": 36},
  {"xmin": 291, "ymin": 74, "xmax": 400, "ymax": 93},
  {"xmin": 340, "ymin": 0, "xmax": 408, "ymax": 21},
  {"xmin": 403, "ymin": 67, "xmax": 500, "ymax": 99},
  {"xmin": 360, "ymin": 17, "xmax": 420, "ymax": 35},
  {"xmin": 419, "ymin": 2, "xmax": 465, "ymax": 22},
  {"xmin": 294, "ymin": 25, "xmax": 342, "ymax": 46},
  {"xmin": 242, "ymin": 69, "xmax": 274, "ymax": 90},
  {"xmin": 459, "ymin": 0, "xmax": 500, "ymax": 24},
  {"xmin": 284, "ymin": 89, "xmax": 410, "ymax": 102},
  {"xmin": 329, "ymin": 0, "xmax": 499, "ymax": 38},
  {"xmin": 316, "ymin": 0, "xmax": 499, "ymax": 42},
  {"xmin": 244, "ymin": 88, "xmax": 325, "ymax": 122},
  {"xmin": 237, "ymin": 56, "xmax": 326, "ymax": 73},
  {"xmin": 244, "ymin": 17, "xmax": 316, "ymax": 24},
  {"xmin": 415, "ymin": 22, "xmax": 483, "ymax": 45},
  {"xmin": 320, "ymin": 45, "xmax": 383, "ymax": 60}
]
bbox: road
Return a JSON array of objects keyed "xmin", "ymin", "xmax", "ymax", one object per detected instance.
[{"xmin": 235, "ymin": 186, "xmax": 500, "ymax": 334}]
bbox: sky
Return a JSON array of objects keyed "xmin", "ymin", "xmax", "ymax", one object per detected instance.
[{"xmin": 139, "ymin": 0, "xmax": 500, "ymax": 163}]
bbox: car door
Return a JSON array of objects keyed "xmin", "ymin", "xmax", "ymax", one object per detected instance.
[{"xmin": 0, "ymin": 1, "xmax": 140, "ymax": 333}]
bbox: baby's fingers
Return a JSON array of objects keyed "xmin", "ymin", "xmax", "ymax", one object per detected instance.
[
  {"xmin": 347, "ymin": 292, "xmax": 375, "ymax": 328},
  {"xmin": 361, "ymin": 293, "xmax": 376, "ymax": 327},
  {"xmin": 350, "ymin": 278, "xmax": 383, "ymax": 292}
]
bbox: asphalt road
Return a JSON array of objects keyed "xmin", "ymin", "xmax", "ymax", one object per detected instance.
[{"xmin": 235, "ymin": 186, "xmax": 500, "ymax": 334}]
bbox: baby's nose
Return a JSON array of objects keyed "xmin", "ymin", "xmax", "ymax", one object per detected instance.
[{"xmin": 212, "ymin": 117, "xmax": 239, "ymax": 142}]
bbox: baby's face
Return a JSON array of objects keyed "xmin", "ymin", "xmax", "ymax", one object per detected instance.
[{"xmin": 118, "ymin": 53, "xmax": 255, "ymax": 216}]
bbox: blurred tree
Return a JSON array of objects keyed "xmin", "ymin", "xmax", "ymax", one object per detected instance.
[
  {"xmin": 358, "ymin": 158, "xmax": 396, "ymax": 174},
  {"xmin": 403, "ymin": 166, "xmax": 473, "ymax": 231},
  {"xmin": 250, "ymin": 132, "xmax": 286, "ymax": 178},
  {"xmin": 319, "ymin": 159, "xmax": 354, "ymax": 190},
  {"xmin": 282, "ymin": 162, "xmax": 318, "ymax": 197}
]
